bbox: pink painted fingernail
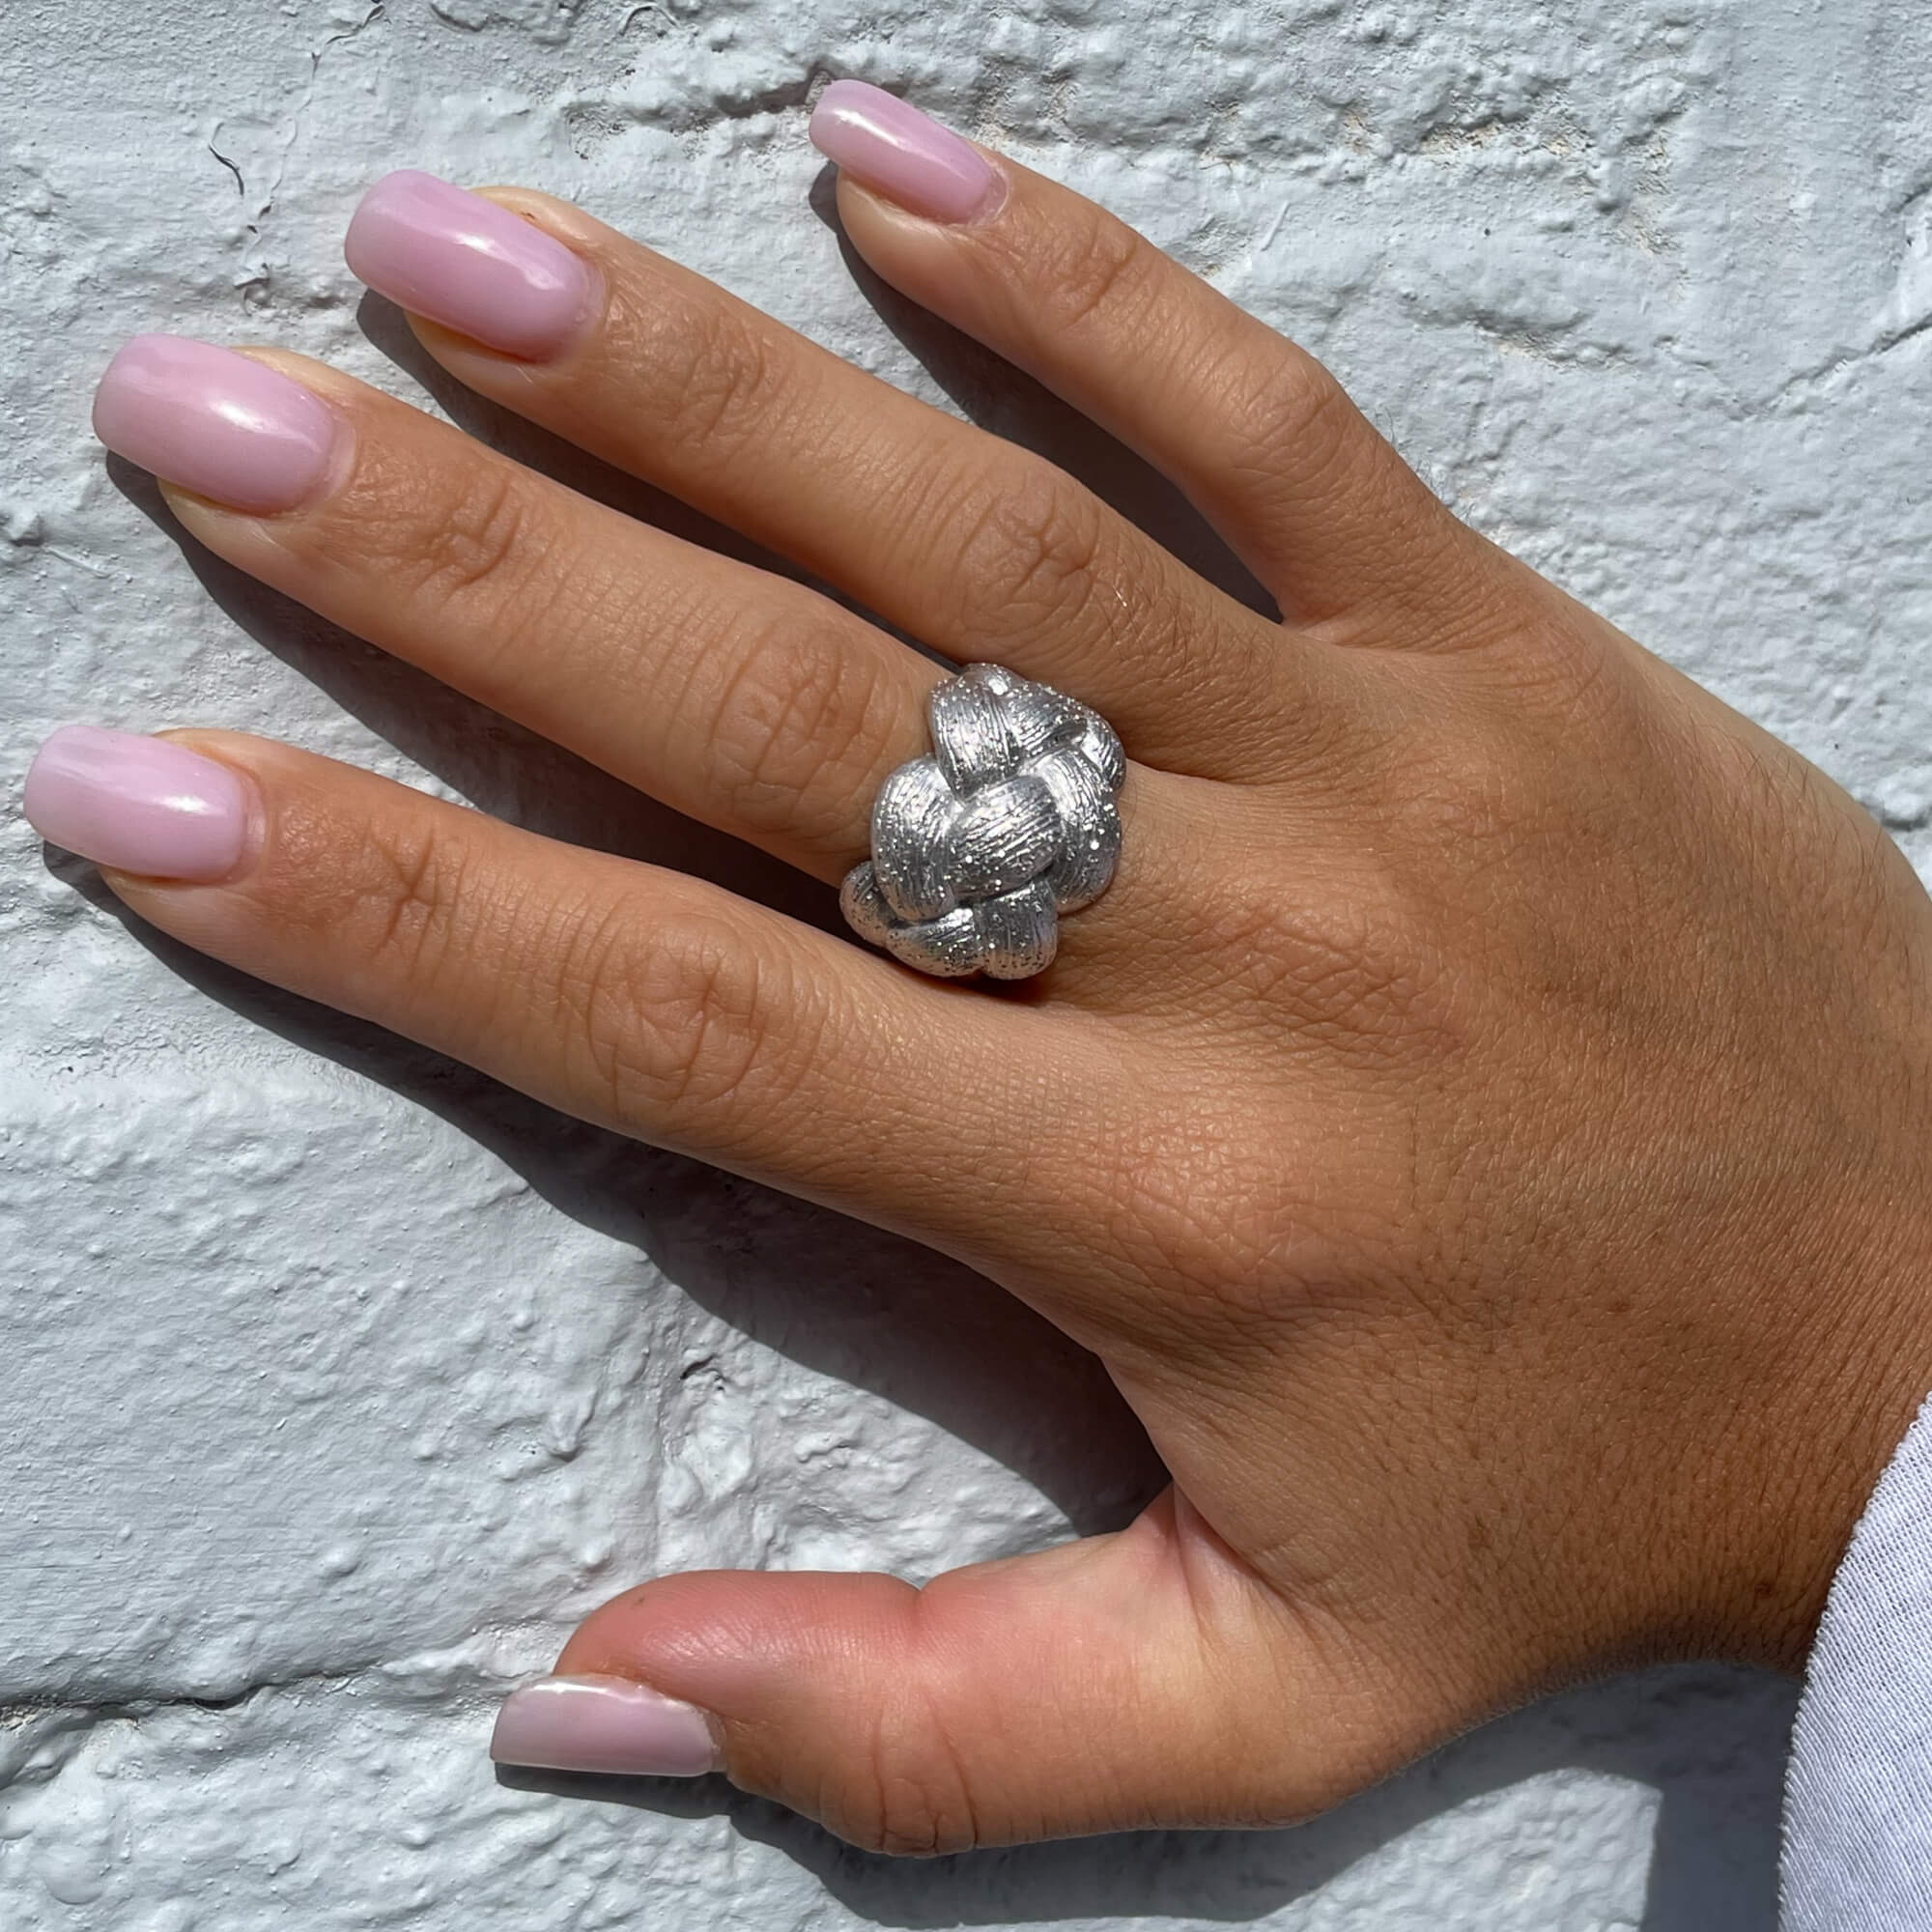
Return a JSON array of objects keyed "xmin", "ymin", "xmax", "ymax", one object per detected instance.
[
  {"xmin": 24, "ymin": 726, "xmax": 251, "ymax": 882},
  {"xmin": 93, "ymin": 335, "xmax": 338, "ymax": 515},
  {"xmin": 810, "ymin": 80, "xmax": 1004, "ymax": 224},
  {"xmin": 346, "ymin": 170, "xmax": 595, "ymax": 361},
  {"xmin": 490, "ymin": 1674, "xmax": 723, "ymax": 1777}
]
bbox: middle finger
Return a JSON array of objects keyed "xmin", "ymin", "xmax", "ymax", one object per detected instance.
[{"xmin": 342, "ymin": 173, "xmax": 1283, "ymax": 773}]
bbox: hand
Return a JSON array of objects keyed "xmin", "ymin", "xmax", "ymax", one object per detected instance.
[{"xmin": 28, "ymin": 80, "xmax": 1932, "ymax": 1853}]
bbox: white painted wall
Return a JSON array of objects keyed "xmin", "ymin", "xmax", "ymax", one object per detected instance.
[{"xmin": 5, "ymin": 1, "xmax": 1926, "ymax": 1924}]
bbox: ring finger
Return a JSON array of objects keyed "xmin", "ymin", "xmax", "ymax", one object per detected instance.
[{"xmin": 340, "ymin": 169, "xmax": 1293, "ymax": 772}]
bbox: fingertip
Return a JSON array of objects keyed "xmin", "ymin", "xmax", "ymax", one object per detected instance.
[
  {"xmin": 343, "ymin": 167, "xmax": 596, "ymax": 362},
  {"xmin": 90, "ymin": 333, "xmax": 342, "ymax": 516},
  {"xmin": 489, "ymin": 1672, "xmax": 724, "ymax": 1778},
  {"xmin": 810, "ymin": 80, "xmax": 1007, "ymax": 226},
  {"xmin": 24, "ymin": 724, "xmax": 258, "ymax": 885}
]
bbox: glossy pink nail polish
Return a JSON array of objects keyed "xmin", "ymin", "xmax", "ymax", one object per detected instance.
[
  {"xmin": 92, "ymin": 335, "xmax": 337, "ymax": 514},
  {"xmin": 24, "ymin": 726, "xmax": 251, "ymax": 881},
  {"xmin": 489, "ymin": 1674, "xmax": 723, "ymax": 1777},
  {"xmin": 345, "ymin": 170, "xmax": 594, "ymax": 361},
  {"xmin": 809, "ymin": 80, "xmax": 1004, "ymax": 224}
]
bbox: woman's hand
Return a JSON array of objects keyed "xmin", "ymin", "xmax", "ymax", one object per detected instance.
[{"xmin": 27, "ymin": 80, "xmax": 1932, "ymax": 1852}]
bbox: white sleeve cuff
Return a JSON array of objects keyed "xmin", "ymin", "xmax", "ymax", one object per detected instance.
[{"xmin": 1782, "ymin": 1387, "xmax": 1932, "ymax": 1927}]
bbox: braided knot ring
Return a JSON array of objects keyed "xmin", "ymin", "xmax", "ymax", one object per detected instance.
[{"xmin": 839, "ymin": 663, "xmax": 1126, "ymax": 980}]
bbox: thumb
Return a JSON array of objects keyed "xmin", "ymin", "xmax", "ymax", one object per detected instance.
[{"xmin": 489, "ymin": 1491, "xmax": 1387, "ymax": 1853}]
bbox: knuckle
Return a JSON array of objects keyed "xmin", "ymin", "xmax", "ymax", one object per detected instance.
[
  {"xmin": 1102, "ymin": 1138, "xmax": 1282, "ymax": 1311},
  {"xmin": 276, "ymin": 804, "xmax": 469, "ymax": 989},
  {"xmin": 364, "ymin": 818, "xmax": 467, "ymax": 981},
  {"xmin": 697, "ymin": 616, "xmax": 901, "ymax": 844},
  {"xmin": 939, "ymin": 461, "xmax": 1107, "ymax": 640},
  {"xmin": 398, "ymin": 460, "xmax": 544, "ymax": 616},
  {"xmin": 658, "ymin": 302, "xmax": 783, "ymax": 461},
  {"xmin": 1389, "ymin": 730, "xmax": 1548, "ymax": 880},
  {"xmin": 1216, "ymin": 348, "xmax": 1359, "ymax": 492},
  {"xmin": 1476, "ymin": 594, "xmax": 1641, "ymax": 725},
  {"xmin": 566, "ymin": 911, "xmax": 799, "ymax": 1131},
  {"xmin": 1024, "ymin": 208, "xmax": 1156, "ymax": 340}
]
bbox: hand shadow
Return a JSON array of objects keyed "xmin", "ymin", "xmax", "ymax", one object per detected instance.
[
  {"xmin": 93, "ymin": 439, "xmax": 1165, "ymax": 1535},
  {"xmin": 75, "ymin": 176, "xmax": 1785, "ymax": 1926},
  {"xmin": 497, "ymin": 1660, "xmax": 1796, "ymax": 1929}
]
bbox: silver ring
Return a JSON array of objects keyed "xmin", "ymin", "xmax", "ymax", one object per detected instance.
[{"xmin": 839, "ymin": 663, "xmax": 1126, "ymax": 980}]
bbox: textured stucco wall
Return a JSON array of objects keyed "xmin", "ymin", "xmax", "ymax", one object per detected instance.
[{"xmin": 3, "ymin": 1, "xmax": 1927, "ymax": 1925}]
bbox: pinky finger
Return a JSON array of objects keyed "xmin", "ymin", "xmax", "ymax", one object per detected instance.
[{"xmin": 21, "ymin": 724, "xmax": 1047, "ymax": 1243}]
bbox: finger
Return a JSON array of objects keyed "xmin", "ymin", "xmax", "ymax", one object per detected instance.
[
  {"xmin": 92, "ymin": 336, "xmax": 1218, "ymax": 985},
  {"xmin": 27, "ymin": 724, "xmax": 1070, "ymax": 1243},
  {"xmin": 341, "ymin": 169, "xmax": 1288, "ymax": 773},
  {"xmin": 495, "ymin": 1491, "xmax": 1387, "ymax": 1851},
  {"xmin": 92, "ymin": 332, "xmax": 932, "ymax": 882},
  {"xmin": 812, "ymin": 82, "xmax": 1480, "ymax": 631}
]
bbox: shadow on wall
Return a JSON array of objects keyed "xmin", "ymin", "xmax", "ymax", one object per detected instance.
[
  {"xmin": 497, "ymin": 1662, "xmax": 1796, "ymax": 1928},
  {"xmin": 62, "ymin": 173, "xmax": 1797, "ymax": 1928}
]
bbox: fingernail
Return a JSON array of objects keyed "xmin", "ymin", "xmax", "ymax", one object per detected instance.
[
  {"xmin": 345, "ymin": 170, "xmax": 594, "ymax": 361},
  {"xmin": 489, "ymin": 1674, "xmax": 723, "ymax": 1777},
  {"xmin": 24, "ymin": 726, "xmax": 251, "ymax": 882},
  {"xmin": 93, "ymin": 335, "xmax": 338, "ymax": 515},
  {"xmin": 810, "ymin": 80, "xmax": 1004, "ymax": 224}
]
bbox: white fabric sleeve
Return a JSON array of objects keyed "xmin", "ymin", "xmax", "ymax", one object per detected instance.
[{"xmin": 1781, "ymin": 1388, "xmax": 1932, "ymax": 1927}]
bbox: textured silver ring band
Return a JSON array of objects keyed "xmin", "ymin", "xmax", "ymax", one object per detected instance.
[{"xmin": 839, "ymin": 663, "xmax": 1127, "ymax": 980}]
